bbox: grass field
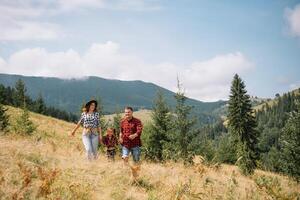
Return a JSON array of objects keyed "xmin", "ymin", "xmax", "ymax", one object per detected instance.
[{"xmin": 0, "ymin": 106, "xmax": 299, "ymax": 200}]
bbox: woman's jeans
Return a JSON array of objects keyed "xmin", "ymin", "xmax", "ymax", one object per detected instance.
[{"xmin": 82, "ymin": 133, "xmax": 99, "ymax": 160}]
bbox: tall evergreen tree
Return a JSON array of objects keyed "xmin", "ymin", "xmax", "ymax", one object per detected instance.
[
  {"xmin": 146, "ymin": 90, "xmax": 172, "ymax": 161},
  {"xmin": 34, "ymin": 93, "xmax": 46, "ymax": 114},
  {"xmin": 95, "ymin": 96, "xmax": 108, "ymax": 132},
  {"xmin": 279, "ymin": 103, "xmax": 300, "ymax": 181},
  {"xmin": 13, "ymin": 79, "xmax": 27, "ymax": 107},
  {"xmin": 112, "ymin": 108, "xmax": 122, "ymax": 138},
  {"xmin": 0, "ymin": 104, "xmax": 9, "ymax": 132},
  {"xmin": 228, "ymin": 74, "xmax": 259, "ymax": 175},
  {"xmin": 172, "ymin": 79, "xmax": 196, "ymax": 163},
  {"xmin": 0, "ymin": 85, "xmax": 6, "ymax": 104}
]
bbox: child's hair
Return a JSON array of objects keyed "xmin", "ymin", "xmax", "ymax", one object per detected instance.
[{"xmin": 106, "ymin": 128, "xmax": 116, "ymax": 135}]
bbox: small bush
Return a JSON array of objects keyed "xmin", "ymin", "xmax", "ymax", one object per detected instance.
[{"xmin": 13, "ymin": 107, "xmax": 36, "ymax": 135}]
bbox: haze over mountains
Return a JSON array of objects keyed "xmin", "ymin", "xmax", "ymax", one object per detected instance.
[{"xmin": 0, "ymin": 73, "xmax": 225, "ymax": 117}]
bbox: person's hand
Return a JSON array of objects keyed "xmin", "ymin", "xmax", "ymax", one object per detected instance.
[
  {"xmin": 119, "ymin": 137, "xmax": 123, "ymax": 144},
  {"xmin": 98, "ymin": 136, "xmax": 103, "ymax": 144},
  {"xmin": 128, "ymin": 133, "xmax": 138, "ymax": 140}
]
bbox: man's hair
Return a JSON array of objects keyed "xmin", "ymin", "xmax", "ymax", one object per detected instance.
[{"xmin": 125, "ymin": 106, "xmax": 133, "ymax": 111}]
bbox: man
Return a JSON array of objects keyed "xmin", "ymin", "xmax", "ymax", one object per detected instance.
[{"xmin": 119, "ymin": 106, "xmax": 143, "ymax": 180}]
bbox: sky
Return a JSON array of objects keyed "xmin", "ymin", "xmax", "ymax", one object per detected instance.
[{"xmin": 0, "ymin": 0, "xmax": 300, "ymax": 102}]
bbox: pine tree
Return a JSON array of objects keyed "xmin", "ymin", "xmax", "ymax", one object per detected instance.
[
  {"xmin": 228, "ymin": 74, "xmax": 259, "ymax": 175},
  {"xmin": 0, "ymin": 85, "xmax": 6, "ymax": 104},
  {"xmin": 279, "ymin": 103, "xmax": 300, "ymax": 181},
  {"xmin": 146, "ymin": 90, "xmax": 172, "ymax": 161},
  {"xmin": 0, "ymin": 104, "xmax": 9, "ymax": 132},
  {"xmin": 95, "ymin": 96, "xmax": 108, "ymax": 132},
  {"xmin": 14, "ymin": 79, "xmax": 27, "ymax": 107},
  {"xmin": 216, "ymin": 133, "xmax": 237, "ymax": 164},
  {"xmin": 112, "ymin": 108, "xmax": 122, "ymax": 138},
  {"xmin": 34, "ymin": 93, "xmax": 46, "ymax": 114},
  {"xmin": 172, "ymin": 79, "xmax": 196, "ymax": 163}
]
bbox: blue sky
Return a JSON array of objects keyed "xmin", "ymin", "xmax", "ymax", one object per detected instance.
[{"xmin": 0, "ymin": 0, "xmax": 299, "ymax": 101}]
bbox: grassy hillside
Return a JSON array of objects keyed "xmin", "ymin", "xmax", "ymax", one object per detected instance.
[{"xmin": 0, "ymin": 106, "xmax": 299, "ymax": 200}]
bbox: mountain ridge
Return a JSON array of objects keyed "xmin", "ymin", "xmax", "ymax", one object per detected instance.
[{"xmin": 0, "ymin": 73, "xmax": 226, "ymax": 121}]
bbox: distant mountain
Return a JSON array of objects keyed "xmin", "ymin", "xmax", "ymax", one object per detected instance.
[{"xmin": 0, "ymin": 73, "xmax": 226, "ymax": 120}]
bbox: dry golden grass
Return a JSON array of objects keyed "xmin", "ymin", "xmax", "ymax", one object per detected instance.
[{"xmin": 0, "ymin": 106, "xmax": 299, "ymax": 200}]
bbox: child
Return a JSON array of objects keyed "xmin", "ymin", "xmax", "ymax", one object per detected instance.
[{"xmin": 102, "ymin": 128, "xmax": 118, "ymax": 161}]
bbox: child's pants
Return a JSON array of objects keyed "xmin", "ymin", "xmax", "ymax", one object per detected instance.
[{"xmin": 106, "ymin": 149, "xmax": 116, "ymax": 160}]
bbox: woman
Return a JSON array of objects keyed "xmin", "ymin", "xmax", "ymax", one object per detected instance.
[{"xmin": 70, "ymin": 100, "xmax": 102, "ymax": 160}]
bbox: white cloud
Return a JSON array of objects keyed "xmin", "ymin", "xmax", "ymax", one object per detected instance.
[
  {"xmin": 105, "ymin": 0, "xmax": 162, "ymax": 11},
  {"xmin": 57, "ymin": 0, "xmax": 105, "ymax": 12},
  {"xmin": 0, "ymin": 2, "xmax": 62, "ymax": 41},
  {"xmin": 289, "ymin": 81, "xmax": 300, "ymax": 90},
  {"xmin": 0, "ymin": 41, "xmax": 254, "ymax": 101},
  {"xmin": 181, "ymin": 52, "xmax": 253, "ymax": 101},
  {"xmin": 0, "ymin": 0, "xmax": 161, "ymax": 41},
  {"xmin": 0, "ymin": 20, "xmax": 62, "ymax": 41},
  {"xmin": 285, "ymin": 4, "xmax": 300, "ymax": 37}
]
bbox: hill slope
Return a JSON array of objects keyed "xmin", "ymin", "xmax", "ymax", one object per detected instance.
[
  {"xmin": 0, "ymin": 73, "xmax": 225, "ymax": 116},
  {"xmin": 253, "ymin": 88, "xmax": 300, "ymax": 112},
  {"xmin": 0, "ymin": 106, "xmax": 299, "ymax": 200}
]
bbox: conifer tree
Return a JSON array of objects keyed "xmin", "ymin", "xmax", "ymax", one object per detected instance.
[
  {"xmin": 146, "ymin": 90, "xmax": 172, "ymax": 161},
  {"xmin": 14, "ymin": 102, "xmax": 36, "ymax": 135},
  {"xmin": 279, "ymin": 103, "xmax": 300, "ymax": 181},
  {"xmin": 95, "ymin": 96, "xmax": 108, "ymax": 132},
  {"xmin": 172, "ymin": 79, "xmax": 196, "ymax": 163},
  {"xmin": 14, "ymin": 79, "xmax": 27, "ymax": 107},
  {"xmin": 35, "ymin": 93, "xmax": 46, "ymax": 114},
  {"xmin": 228, "ymin": 74, "xmax": 259, "ymax": 175},
  {"xmin": 112, "ymin": 108, "xmax": 122, "ymax": 138},
  {"xmin": 0, "ymin": 103, "xmax": 9, "ymax": 132}
]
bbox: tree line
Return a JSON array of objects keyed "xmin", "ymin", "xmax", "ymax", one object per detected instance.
[
  {"xmin": 142, "ymin": 74, "xmax": 300, "ymax": 181},
  {"xmin": 255, "ymin": 88, "xmax": 300, "ymax": 180},
  {"xmin": 0, "ymin": 79, "xmax": 78, "ymax": 122},
  {"xmin": 142, "ymin": 75, "xmax": 259, "ymax": 175}
]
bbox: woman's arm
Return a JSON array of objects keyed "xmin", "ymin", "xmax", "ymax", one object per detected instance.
[
  {"xmin": 70, "ymin": 113, "xmax": 84, "ymax": 136},
  {"xmin": 70, "ymin": 121, "xmax": 81, "ymax": 136}
]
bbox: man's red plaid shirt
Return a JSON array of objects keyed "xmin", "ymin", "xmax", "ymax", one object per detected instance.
[{"xmin": 120, "ymin": 117, "xmax": 143, "ymax": 149}]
